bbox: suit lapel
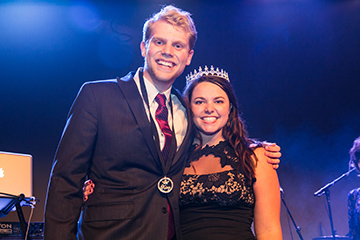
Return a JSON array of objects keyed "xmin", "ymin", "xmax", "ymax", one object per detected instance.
[
  {"xmin": 116, "ymin": 73, "xmax": 193, "ymax": 170},
  {"xmin": 116, "ymin": 72, "xmax": 160, "ymax": 164}
]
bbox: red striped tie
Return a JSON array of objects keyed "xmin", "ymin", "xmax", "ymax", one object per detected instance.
[
  {"xmin": 155, "ymin": 93, "xmax": 173, "ymax": 163},
  {"xmin": 154, "ymin": 93, "xmax": 175, "ymax": 240}
]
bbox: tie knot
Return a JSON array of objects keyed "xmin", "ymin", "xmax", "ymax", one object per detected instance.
[{"xmin": 155, "ymin": 93, "xmax": 167, "ymax": 108}]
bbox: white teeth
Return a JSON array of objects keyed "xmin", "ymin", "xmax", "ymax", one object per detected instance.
[
  {"xmin": 157, "ymin": 60, "xmax": 173, "ymax": 67},
  {"xmin": 202, "ymin": 117, "xmax": 216, "ymax": 122}
]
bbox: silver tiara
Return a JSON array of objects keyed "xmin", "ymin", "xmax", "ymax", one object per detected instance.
[{"xmin": 185, "ymin": 65, "xmax": 229, "ymax": 84}]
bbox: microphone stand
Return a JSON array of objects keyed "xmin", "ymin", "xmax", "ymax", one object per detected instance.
[
  {"xmin": 281, "ymin": 188, "xmax": 304, "ymax": 240},
  {"xmin": 313, "ymin": 168, "xmax": 356, "ymax": 240}
]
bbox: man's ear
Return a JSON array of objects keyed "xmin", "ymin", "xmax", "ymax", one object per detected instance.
[
  {"xmin": 186, "ymin": 49, "xmax": 194, "ymax": 66},
  {"xmin": 140, "ymin": 41, "xmax": 146, "ymax": 57}
]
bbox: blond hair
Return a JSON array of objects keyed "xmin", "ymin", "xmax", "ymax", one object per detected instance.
[{"xmin": 142, "ymin": 5, "xmax": 197, "ymax": 50}]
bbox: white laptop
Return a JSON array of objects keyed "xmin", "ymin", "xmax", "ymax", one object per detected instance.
[{"xmin": 0, "ymin": 151, "xmax": 33, "ymax": 216}]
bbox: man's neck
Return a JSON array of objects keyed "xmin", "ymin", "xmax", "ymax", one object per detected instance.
[{"xmin": 143, "ymin": 70, "xmax": 174, "ymax": 93}]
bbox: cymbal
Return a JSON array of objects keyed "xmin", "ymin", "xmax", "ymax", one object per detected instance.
[{"xmin": 312, "ymin": 236, "xmax": 350, "ymax": 240}]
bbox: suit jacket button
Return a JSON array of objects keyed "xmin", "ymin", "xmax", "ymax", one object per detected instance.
[{"xmin": 161, "ymin": 207, "xmax": 168, "ymax": 213}]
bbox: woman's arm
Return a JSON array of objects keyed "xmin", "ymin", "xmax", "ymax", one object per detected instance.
[{"xmin": 253, "ymin": 147, "xmax": 283, "ymax": 240}]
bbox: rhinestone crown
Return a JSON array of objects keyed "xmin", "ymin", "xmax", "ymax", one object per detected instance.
[{"xmin": 185, "ymin": 65, "xmax": 229, "ymax": 85}]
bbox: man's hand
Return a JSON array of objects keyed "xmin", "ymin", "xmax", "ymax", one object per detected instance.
[
  {"xmin": 83, "ymin": 179, "xmax": 95, "ymax": 202},
  {"xmin": 264, "ymin": 142, "xmax": 281, "ymax": 169},
  {"xmin": 250, "ymin": 141, "xmax": 281, "ymax": 169}
]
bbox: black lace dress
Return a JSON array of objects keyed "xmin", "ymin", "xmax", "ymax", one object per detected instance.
[{"xmin": 179, "ymin": 141, "xmax": 256, "ymax": 240}]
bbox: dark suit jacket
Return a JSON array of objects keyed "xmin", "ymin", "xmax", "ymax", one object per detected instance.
[{"xmin": 44, "ymin": 71, "xmax": 193, "ymax": 240}]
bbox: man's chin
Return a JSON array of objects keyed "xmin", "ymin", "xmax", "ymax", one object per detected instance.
[{"xmin": 156, "ymin": 71, "xmax": 179, "ymax": 83}]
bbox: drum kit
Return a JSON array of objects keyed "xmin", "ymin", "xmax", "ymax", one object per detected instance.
[
  {"xmin": 312, "ymin": 236, "xmax": 350, "ymax": 240},
  {"xmin": 283, "ymin": 168, "xmax": 356, "ymax": 240}
]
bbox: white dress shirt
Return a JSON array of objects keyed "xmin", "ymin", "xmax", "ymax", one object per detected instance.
[{"xmin": 133, "ymin": 68, "xmax": 188, "ymax": 150}]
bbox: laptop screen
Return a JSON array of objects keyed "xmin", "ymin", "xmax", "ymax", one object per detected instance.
[
  {"xmin": 0, "ymin": 151, "xmax": 33, "ymax": 217},
  {"xmin": 0, "ymin": 151, "xmax": 33, "ymax": 198}
]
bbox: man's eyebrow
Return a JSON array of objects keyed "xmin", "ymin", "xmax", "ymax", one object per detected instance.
[
  {"xmin": 151, "ymin": 36, "xmax": 164, "ymax": 41},
  {"xmin": 173, "ymin": 40, "xmax": 186, "ymax": 46}
]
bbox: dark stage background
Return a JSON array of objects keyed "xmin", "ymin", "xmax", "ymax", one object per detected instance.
[{"xmin": 1, "ymin": 0, "xmax": 360, "ymax": 239}]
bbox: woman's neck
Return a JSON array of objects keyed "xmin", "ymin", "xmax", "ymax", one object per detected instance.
[{"xmin": 200, "ymin": 132, "xmax": 225, "ymax": 147}]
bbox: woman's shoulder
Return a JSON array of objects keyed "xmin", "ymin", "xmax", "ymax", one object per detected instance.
[{"xmin": 253, "ymin": 147, "xmax": 266, "ymax": 162}]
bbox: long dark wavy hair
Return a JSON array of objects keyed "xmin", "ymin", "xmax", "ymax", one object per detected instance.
[
  {"xmin": 349, "ymin": 136, "xmax": 360, "ymax": 172},
  {"xmin": 183, "ymin": 75, "xmax": 257, "ymax": 183}
]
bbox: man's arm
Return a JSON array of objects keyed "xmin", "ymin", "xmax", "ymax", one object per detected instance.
[{"xmin": 44, "ymin": 83, "xmax": 97, "ymax": 239}]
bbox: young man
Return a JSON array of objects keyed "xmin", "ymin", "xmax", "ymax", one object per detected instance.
[{"xmin": 44, "ymin": 5, "xmax": 280, "ymax": 240}]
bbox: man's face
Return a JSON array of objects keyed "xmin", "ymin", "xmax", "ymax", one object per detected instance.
[{"xmin": 140, "ymin": 20, "xmax": 194, "ymax": 92}]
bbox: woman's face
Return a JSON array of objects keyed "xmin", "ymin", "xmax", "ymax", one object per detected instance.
[{"xmin": 190, "ymin": 81, "xmax": 231, "ymax": 142}]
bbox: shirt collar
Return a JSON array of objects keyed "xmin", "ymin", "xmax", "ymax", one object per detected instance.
[{"xmin": 135, "ymin": 68, "xmax": 172, "ymax": 105}]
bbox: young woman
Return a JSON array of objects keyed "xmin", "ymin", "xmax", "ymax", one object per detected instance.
[
  {"xmin": 348, "ymin": 136, "xmax": 360, "ymax": 240},
  {"xmin": 178, "ymin": 67, "xmax": 282, "ymax": 239}
]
